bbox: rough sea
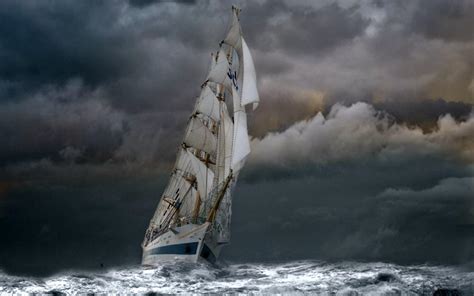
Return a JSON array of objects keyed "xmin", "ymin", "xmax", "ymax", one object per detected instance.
[{"xmin": 1, "ymin": 261, "xmax": 473, "ymax": 295}]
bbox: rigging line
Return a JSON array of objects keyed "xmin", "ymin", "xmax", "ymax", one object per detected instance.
[
  {"xmin": 207, "ymin": 171, "xmax": 233, "ymax": 223},
  {"xmin": 161, "ymin": 179, "xmax": 194, "ymax": 229}
]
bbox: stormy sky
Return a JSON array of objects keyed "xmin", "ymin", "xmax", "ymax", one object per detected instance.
[{"xmin": 0, "ymin": 0, "xmax": 473, "ymax": 276}]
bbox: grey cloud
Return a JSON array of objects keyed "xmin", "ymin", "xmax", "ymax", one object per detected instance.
[
  {"xmin": 0, "ymin": 1, "xmax": 132, "ymax": 96},
  {"xmin": 0, "ymin": 80, "xmax": 125, "ymax": 165},
  {"xmin": 249, "ymin": 102, "xmax": 474, "ymax": 168},
  {"xmin": 226, "ymin": 166, "xmax": 473, "ymax": 264},
  {"xmin": 0, "ymin": 162, "xmax": 166, "ymax": 276},
  {"xmin": 244, "ymin": 0, "xmax": 474, "ymax": 108},
  {"xmin": 0, "ymin": 0, "xmax": 212, "ymax": 113},
  {"xmin": 410, "ymin": 0, "xmax": 474, "ymax": 42},
  {"xmin": 239, "ymin": 0, "xmax": 369, "ymax": 55},
  {"xmin": 1, "ymin": 0, "xmax": 472, "ymax": 138},
  {"xmin": 267, "ymin": 32, "xmax": 474, "ymax": 106},
  {"xmin": 128, "ymin": 0, "xmax": 197, "ymax": 8},
  {"xmin": 372, "ymin": 98, "xmax": 473, "ymax": 130},
  {"xmin": 0, "ymin": 79, "xmax": 189, "ymax": 168},
  {"xmin": 59, "ymin": 146, "xmax": 83, "ymax": 163},
  {"xmin": 113, "ymin": 111, "xmax": 187, "ymax": 166}
]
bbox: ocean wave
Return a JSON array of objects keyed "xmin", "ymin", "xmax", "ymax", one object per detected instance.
[{"xmin": 0, "ymin": 261, "xmax": 473, "ymax": 295}]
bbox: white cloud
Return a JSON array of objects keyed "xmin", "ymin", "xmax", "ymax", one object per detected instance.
[{"xmin": 249, "ymin": 102, "xmax": 474, "ymax": 167}]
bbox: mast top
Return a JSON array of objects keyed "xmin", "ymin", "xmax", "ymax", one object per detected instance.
[{"xmin": 232, "ymin": 5, "xmax": 241, "ymax": 17}]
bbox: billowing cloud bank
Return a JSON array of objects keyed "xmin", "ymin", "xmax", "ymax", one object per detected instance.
[{"xmin": 250, "ymin": 102, "xmax": 474, "ymax": 166}]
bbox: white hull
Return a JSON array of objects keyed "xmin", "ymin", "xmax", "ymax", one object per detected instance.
[{"xmin": 142, "ymin": 222, "xmax": 224, "ymax": 266}]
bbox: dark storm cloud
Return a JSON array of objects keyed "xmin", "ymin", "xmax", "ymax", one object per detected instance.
[
  {"xmin": 0, "ymin": 0, "xmax": 213, "ymax": 169},
  {"xmin": 245, "ymin": 0, "xmax": 474, "ymax": 109},
  {"xmin": 0, "ymin": 0, "xmax": 211, "ymax": 112},
  {"xmin": 129, "ymin": 0, "xmax": 197, "ymax": 8},
  {"xmin": 0, "ymin": 79, "xmax": 190, "ymax": 169},
  {"xmin": 0, "ymin": 80, "xmax": 125, "ymax": 165},
  {"xmin": 373, "ymin": 98, "xmax": 474, "ymax": 129},
  {"xmin": 0, "ymin": 163, "xmax": 166, "ymax": 276},
  {"xmin": 0, "ymin": 1, "xmax": 131, "ymax": 97},
  {"xmin": 236, "ymin": 0, "xmax": 369, "ymax": 55},
  {"xmin": 226, "ymin": 163, "xmax": 473, "ymax": 265},
  {"xmin": 410, "ymin": 0, "xmax": 474, "ymax": 42}
]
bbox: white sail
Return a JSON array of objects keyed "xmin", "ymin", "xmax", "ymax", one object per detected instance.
[
  {"xmin": 231, "ymin": 111, "xmax": 250, "ymax": 172},
  {"xmin": 232, "ymin": 85, "xmax": 243, "ymax": 113},
  {"xmin": 151, "ymin": 146, "xmax": 213, "ymax": 227},
  {"xmin": 241, "ymin": 37, "xmax": 259, "ymax": 110},
  {"xmin": 152, "ymin": 173, "xmax": 192, "ymax": 226},
  {"xmin": 209, "ymin": 52, "xmax": 216, "ymax": 73},
  {"xmin": 175, "ymin": 148, "xmax": 192, "ymax": 173},
  {"xmin": 184, "ymin": 116, "xmax": 217, "ymax": 156},
  {"xmin": 223, "ymin": 7, "xmax": 242, "ymax": 51},
  {"xmin": 207, "ymin": 49, "xmax": 232, "ymax": 89},
  {"xmin": 196, "ymin": 85, "xmax": 220, "ymax": 121},
  {"xmin": 178, "ymin": 186, "xmax": 198, "ymax": 219},
  {"xmin": 231, "ymin": 86, "xmax": 250, "ymax": 172},
  {"xmin": 215, "ymin": 102, "xmax": 234, "ymax": 183},
  {"xmin": 187, "ymin": 150, "xmax": 214, "ymax": 201},
  {"xmin": 164, "ymin": 173, "xmax": 191, "ymax": 202}
]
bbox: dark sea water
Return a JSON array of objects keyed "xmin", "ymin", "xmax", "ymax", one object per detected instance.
[{"xmin": 0, "ymin": 261, "xmax": 473, "ymax": 295}]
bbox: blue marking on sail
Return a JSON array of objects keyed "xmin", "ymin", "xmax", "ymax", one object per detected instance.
[{"xmin": 227, "ymin": 68, "xmax": 238, "ymax": 90}]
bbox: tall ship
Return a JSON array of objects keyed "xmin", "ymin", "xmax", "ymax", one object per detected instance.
[{"xmin": 142, "ymin": 6, "xmax": 259, "ymax": 265}]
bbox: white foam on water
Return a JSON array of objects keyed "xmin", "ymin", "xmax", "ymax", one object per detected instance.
[{"xmin": 0, "ymin": 261, "xmax": 473, "ymax": 295}]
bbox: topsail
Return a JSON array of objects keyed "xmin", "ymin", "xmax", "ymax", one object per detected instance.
[
  {"xmin": 241, "ymin": 38, "xmax": 260, "ymax": 110},
  {"xmin": 142, "ymin": 6, "xmax": 259, "ymax": 265}
]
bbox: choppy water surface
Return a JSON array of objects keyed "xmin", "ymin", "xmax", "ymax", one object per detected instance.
[{"xmin": 0, "ymin": 261, "xmax": 473, "ymax": 295}]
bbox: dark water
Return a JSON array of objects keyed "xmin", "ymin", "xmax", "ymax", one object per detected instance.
[{"xmin": 0, "ymin": 261, "xmax": 473, "ymax": 295}]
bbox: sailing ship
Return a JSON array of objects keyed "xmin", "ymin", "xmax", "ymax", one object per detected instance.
[{"xmin": 142, "ymin": 6, "xmax": 259, "ymax": 265}]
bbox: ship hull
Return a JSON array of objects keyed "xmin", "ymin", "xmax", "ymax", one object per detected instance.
[{"xmin": 142, "ymin": 222, "xmax": 223, "ymax": 265}]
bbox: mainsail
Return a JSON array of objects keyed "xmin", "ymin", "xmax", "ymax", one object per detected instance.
[{"xmin": 143, "ymin": 6, "xmax": 259, "ymax": 249}]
